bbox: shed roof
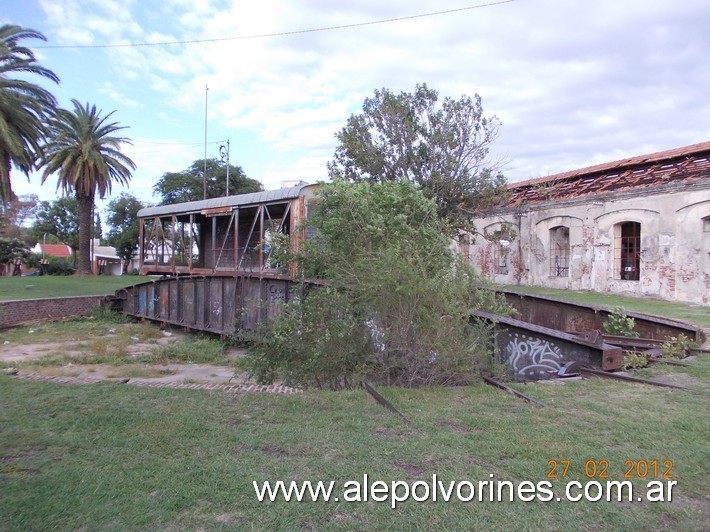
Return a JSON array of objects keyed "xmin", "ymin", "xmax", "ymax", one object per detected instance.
[{"xmin": 138, "ymin": 184, "xmax": 317, "ymax": 218}]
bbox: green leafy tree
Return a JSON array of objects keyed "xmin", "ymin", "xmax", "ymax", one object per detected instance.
[
  {"xmin": 328, "ymin": 83, "xmax": 507, "ymax": 231},
  {"xmin": 153, "ymin": 158, "xmax": 263, "ymax": 205},
  {"xmin": 0, "ymin": 236, "xmax": 30, "ymax": 274},
  {"xmin": 0, "ymin": 193, "xmax": 38, "ymax": 243},
  {"xmin": 105, "ymin": 192, "xmax": 144, "ymax": 269},
  {"xmin": 247, "ymin": 180, "xmax": 511, "ymax": 389},
  {"xmin": 32, "ymin": 197, "xmax": 80, "ymax": 260},
  {"xmin": 0, "ymin": 24, "xmax": 59, "ymax": 205},
  {"xmin": 40, "ymin": 100, "xmax": 135, "ymax": 274}
]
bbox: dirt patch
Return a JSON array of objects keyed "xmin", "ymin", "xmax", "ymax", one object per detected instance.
[
  {"xmin": 394, "ymin": 460, "xmax": 425, "ymax": 479},
  {"xmin": 15, "ymin": 362, "xmax": 248, "ymax": 384},
  {"xmin": 652, "ymin": 371, "xmax": 704, "ymax": 390},
  {"xmin": 261, "ymin": 443, "xmax": 296, "ymax": 457},
  {"xmin": 0, "ymin": 329, "xmax": 253, "ymax": 385},
  {"xmin": 0, "ymin": 341, "xmax": 86, "ymax": 362}
]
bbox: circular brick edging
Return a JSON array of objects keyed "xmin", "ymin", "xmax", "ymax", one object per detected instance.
[{"xmin": 10, "ymin": 372, "xmax": 302, "ymax": 394}]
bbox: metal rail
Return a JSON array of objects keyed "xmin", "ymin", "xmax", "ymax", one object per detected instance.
[
  {"xmin": 362, "ymin": 381, "xmax": 420, "ymax": 430},
  {"xmin": 579, "ymin": 368, "xmax": 687, "ymax": 390},
  {"xmin": 482, "ymin": 376, "xmax": 548, "ymax": 407}
]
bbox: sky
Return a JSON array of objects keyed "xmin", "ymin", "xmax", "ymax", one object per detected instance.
[{"xmin": 3, "ymin": 0, "xmax": 709, "ymax": 214}]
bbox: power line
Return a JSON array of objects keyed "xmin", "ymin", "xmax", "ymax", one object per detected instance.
[
  {"xmin": 36, "ymin": 1, "xmax": 517, "ymax": 50},
  {"xmin": 131, "ymin": 139, "xmax": 228, "ymax": 146}
]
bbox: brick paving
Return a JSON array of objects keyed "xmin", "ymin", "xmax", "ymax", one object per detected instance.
[{"xmin": 10, "ymin": 372, "xmax": 302, "ymax": 394}]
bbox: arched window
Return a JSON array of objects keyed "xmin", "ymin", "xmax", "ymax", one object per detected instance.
[
  {"xmin": 549, "ymin": 226, "xmax": 569, "ymax": 277},
  {"xmin": 703, "ymin": 215, "xmax": 710, "ymax": 232},
  {"xmin": 614, "ymin": 221, "xmax": 640, "ymax": 280},
  {"xmin": 495, "ymin": 239, "xmax": 510, "ymax": 274}
]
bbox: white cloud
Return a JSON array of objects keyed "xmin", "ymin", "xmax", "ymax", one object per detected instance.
[
  {"xmin": 97, "ymin": 82, "xmax": 143, "ymax": 108},
  {"xmin": 21, "ymin": 0, "xmax": 709, "ymax": 200}
]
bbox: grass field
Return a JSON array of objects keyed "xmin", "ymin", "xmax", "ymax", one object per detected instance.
[
  {"xmin": 1, "ymin": 281, "xmax": 708, "ymax": 529},
  {"xmin": 0, "ymin": 275, "xmax": 142, "ymax": 301},
  {"xmin": 1, "ymin": 355, "xmax": 708, "ymax": 530}
]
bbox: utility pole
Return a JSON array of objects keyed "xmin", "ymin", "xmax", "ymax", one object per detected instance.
[{"xmin": 203, "ymin": 84, "xmax": 208, "ymax": 200}]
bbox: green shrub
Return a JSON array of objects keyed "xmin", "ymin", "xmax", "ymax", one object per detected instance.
[
  {"xmin": 623, "ymin": 351, "xmax": 648, "ymax": 369},
  {"xmin": 603, "ymin": 307, "xmax": 639, "ymax": 337},
  {"xmin": 246, "ymin": 287, "xmax": 370, "ymax": 390},
  {"xmin": 246, "ymin": 181, "xmax": 510, "ymax": 389},
  {"xmin": 44, "ymin": 256, "xmax": 77, "ymax": 276}
]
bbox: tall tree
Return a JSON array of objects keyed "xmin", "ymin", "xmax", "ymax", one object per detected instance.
[
  {"xmin": 328, "ymin": 83, "xmax": 507, "ymax": 231},
  {"xmin": 32, "ymin": 197, "xmax": 80, "ymax": 261},
  {"xmin": 0, "ymin": 193, "xmax": 38, "ymax": 243},
  {"xmin": 153, "ymin": 158, "xmax": 262, "ymax": 205},
  {"xmin": 40, "ymin": 100, "xmax": 135, "ymax": 274},
  {"xmin": 0, "ymin": 24, "xmax": 59, "ymax": 205},
  {"xmin": 0, "ymin": 237, "xmax": 31, "ymax": 275},
  {"xmin": 105, "ymin": 192, "xmax": 144, "ymax": 270}
]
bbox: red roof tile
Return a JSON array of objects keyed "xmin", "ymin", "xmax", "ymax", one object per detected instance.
[{"xmin": 40, "ymin": 244, "xmax": 73, "ymax": 258}]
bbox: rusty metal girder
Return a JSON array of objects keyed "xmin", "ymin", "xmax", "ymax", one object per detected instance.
[
  {"xmin": 502, "ymin": 290, "xmax": 703, "ymax": 343},
  {"xmin": 482, "ymin": 376, "xmax": 547, "ymax": 407},
  {"xmin": 579, "ymin": 367, "xmax": 686, "ymax": 390},
  {"xmin": 474, "ymin": 311, "xmax": 624, "ymax": 381}
]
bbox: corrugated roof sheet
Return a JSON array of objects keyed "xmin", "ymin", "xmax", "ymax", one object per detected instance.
[
  {"xmin": 503, "ymin": 141, "xmax": 710, "ymax": 207},
  {"xmin": 138, "ymin": 184, "xmax": 317, "ymax": 218}
]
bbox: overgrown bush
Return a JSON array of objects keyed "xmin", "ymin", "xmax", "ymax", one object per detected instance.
[
  {"xmin": 246, "ymin": 180, "xmax": 510, "ymax": 389},
  {"xmin": 43, "ymin": 256, "xmax": 77, "ymax": 276},
  {"xmin": 603, "ymin": 307, "xmax": 639, "ymax": 337},
  {"xmin": 246, "ymin": 287, "xmax": 370, "ymax": 390},
  {"xmin": 623, "ymin": 351, "xmax": 648, "ymax": 369},
  {"xmin": 661, "ymin": 334, "xmax": 697, "ymax": 359}
]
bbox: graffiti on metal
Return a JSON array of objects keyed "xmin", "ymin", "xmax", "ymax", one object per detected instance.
[{"xmin": 505, "ymin": 332, "xmax": 563, "ymax": 380}]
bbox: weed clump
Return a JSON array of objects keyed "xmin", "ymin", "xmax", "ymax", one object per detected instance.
[{"xmin": 603, "ymin": 307, "xmax": 639, "ymax": 338}]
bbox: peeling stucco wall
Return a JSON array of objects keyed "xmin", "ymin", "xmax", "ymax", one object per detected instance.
[{"xmin": 468, "ymin": 185, "xmax": 710, "ymax": 305}]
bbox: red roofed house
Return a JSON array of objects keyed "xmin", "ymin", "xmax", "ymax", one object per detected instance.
[
  {"xmin": 32, "ymin": 243, "xmax": 73, "ymax": 259},
  {"xmin": 31, "ymin": 240, "xmax": 123, "ymax": 275},
  {"xmin": 465, "ymin": 142, "xmax": 710, "ymax": 305}
]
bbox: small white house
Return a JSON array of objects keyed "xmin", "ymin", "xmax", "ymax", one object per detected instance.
[{"xmin": 90, "ymin": 239, "xmax": 123, "ymax": 275}]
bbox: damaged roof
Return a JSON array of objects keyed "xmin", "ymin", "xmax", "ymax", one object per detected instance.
[{"xmin": 504, "ymin": 141, "xmax": 710, "ymax": 207}]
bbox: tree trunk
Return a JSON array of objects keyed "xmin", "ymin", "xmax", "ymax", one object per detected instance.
[
  {"xmin": 76, "ymin": 193, "xmax": 94, "ymax": 275},
  {"xmin": 0, "ymin": 154, "xmax": 13, "ymax": 207}
]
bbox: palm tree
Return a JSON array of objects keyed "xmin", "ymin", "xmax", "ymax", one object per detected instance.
[
  {"xmin": 0, "ymin": 24, "xmax": 59, "ymax": 205},
  {"xmin": 40, "ymin": 100, "xmax": 136, "ymax": 275}
]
